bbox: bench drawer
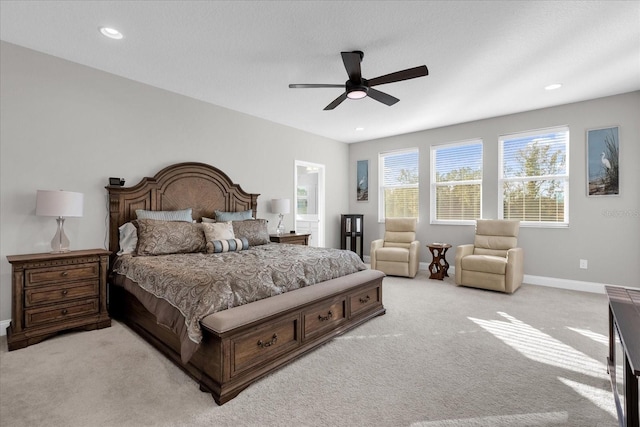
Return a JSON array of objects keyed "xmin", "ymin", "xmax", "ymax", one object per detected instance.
[
  {"xmin": 350, "ymin": 285, "xmax": 382, "ymax": 317},
  {"xmin": 302, "ymin": 298, "xmax": 347, "ymax": 341},
  {"xmin": 230, "ymin": 315, "xmax": 299, "ymax": 376}
]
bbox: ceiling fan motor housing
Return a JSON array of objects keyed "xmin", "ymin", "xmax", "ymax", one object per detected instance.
[{"xmin": 346, "ymin": 78, "xmax": 369, "ymax": 99}]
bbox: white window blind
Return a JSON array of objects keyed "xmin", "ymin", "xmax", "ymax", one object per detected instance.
[
  {"xmin": 499, "ymin": 126, "xmax": 569, "ymax": 226},
  {"xmin": 378, "ymin": 148, "xmax": 419, "ymax": 221},
  {"xmin": 430, "ymin": 140, "xmax": 482, "ymax": 224}
]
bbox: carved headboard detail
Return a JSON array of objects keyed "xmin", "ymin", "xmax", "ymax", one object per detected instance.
[{"xmin": 106, "ymin": 162, "xmax": 259, "ymax": 253}]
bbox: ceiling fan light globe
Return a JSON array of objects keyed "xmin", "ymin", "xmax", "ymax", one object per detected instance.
[{"xmin": 347, "ymin": 90, "xmax": 368, "ymax": 99}]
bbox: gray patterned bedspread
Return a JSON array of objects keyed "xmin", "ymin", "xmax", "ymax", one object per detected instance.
[{"xmin": 112, "ymin": 244, "xmax": 366, "ymax": 345}]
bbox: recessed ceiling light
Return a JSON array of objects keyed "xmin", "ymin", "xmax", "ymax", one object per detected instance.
[
  {"xmin": 355, "ymin": 127, "xmax": 365, "ymax": 131},
  {"xmin": 99, "ymin": 27, "xmax": 123, "ymax": 40},
  {"xmin": 544, "ymin": 83, "xmax": 562, "ymax": 91}
]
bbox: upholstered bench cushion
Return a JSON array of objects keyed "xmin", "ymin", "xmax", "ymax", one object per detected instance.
[
  {"xmin": 201, "ymin": 269, "xmax": 385, "ymax": 334},
  {"xmin": 375, "ymin": 247, "xmax": 409, "ymax": 263},
  {"xmin": 461, "ymin": 254, "xmax": 507, "ymax": 275}
]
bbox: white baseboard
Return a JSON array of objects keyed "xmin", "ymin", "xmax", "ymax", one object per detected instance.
[
  {"xmin": 523, "ymin": 274, "xmax": 606, "ymax": 294},
  {"xmin": 364, "ymin": 255, "xmax": 607, "ymax": 294},
  {"xmin": 0, "ymin": 267, "xmax": 607, "ymax": 337},
  {"xmin": 0, "ymin": 319, "xmax": 9, "ymax": 337}
]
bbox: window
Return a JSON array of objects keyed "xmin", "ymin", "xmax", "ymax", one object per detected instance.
[
  {"xmin": 430, "ymin": 139, "xmax": 483, "ymax": 224},
  {"xmin": 378, "ymin": 148, "xmax": 419, "ymax": 221},
  {"xmin": 499, "ymin": 126, "xmax": 569, "ymax": 226}
]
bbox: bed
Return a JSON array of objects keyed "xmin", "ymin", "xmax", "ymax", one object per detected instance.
[{"xmin": 106, "ymin": 162, "xmax": 385, "ymax": 404}]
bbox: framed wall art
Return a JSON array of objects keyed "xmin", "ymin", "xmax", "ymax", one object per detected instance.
[
  {"xmin": 357, "ymin": 160, "xmax": 369, "ymax": 202},
  {"xmin": 587, "ymin": 126, "xmax": 619, "ymax": 196}
]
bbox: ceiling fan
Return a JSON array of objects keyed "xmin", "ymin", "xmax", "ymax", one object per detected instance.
[{"xmin": 289, "ymin": 51, "xmax": 428, "ymax": 110}]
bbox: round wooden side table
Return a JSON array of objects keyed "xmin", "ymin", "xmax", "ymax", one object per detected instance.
[{"xmin": 427, "ymin": 243, "xmax": 452, "ymax": 280}]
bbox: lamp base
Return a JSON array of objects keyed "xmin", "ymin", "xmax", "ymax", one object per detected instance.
[
  {"xmin": 51, "ymin": 217, "xmax": 71, "ymax": 253},
  {"xmin": 276, "ymin": 214, "xmax": 286, "ymax": 236}
]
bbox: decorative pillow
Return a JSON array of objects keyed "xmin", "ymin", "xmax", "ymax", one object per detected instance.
[
  {"xmin": 134, "ymin": 219, "xmax": 206, "ymax": 256},
  {"xmin": 232, "ymin": 219, "xmax": 270, "ymax": 246},
  {"xmin": 214, "ymin": 209, "xmax": 253, "ymax": 222},
  {"xmin": 201, "ymin": 217, "xmax": 216, "ymax": 223},
  {"xmin": 208, "ymin": 237, "xmax": 250, "ymax": 253},
  {"xmin": 202, "ymin": 222, "xmax": 235, "ymax": 241},
  {"xmin": 135, "ymin": 208, "xmax": 193, "ymax": 222},
  {"xmin": 118, "ymin": 222, "xmax": 138, "ymax": 255}
]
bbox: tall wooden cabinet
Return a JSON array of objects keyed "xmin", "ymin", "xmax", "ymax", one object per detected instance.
[{"xmin": 340, "ymin": 214, "xmax": 364, "ymax": 261}]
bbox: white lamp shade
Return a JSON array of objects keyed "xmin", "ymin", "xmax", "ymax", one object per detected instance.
[
  {"xmin": 271, "ymin": 198, "xmax": 290, "ymax": 215},
  {"xmin": 36, "ymin": 190, "xmax": 84, "ymax": 217}
]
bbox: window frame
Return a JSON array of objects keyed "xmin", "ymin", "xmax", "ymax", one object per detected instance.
[
  {"xmin": 430, "ymin": 138, "xmax": 483, "ymax": 225},
  {"xmin": 498, "ymin": 125, "xmax": 570, "ymax": 228},
  {"xmin": 378, "ymin": 147, "xmax": 419, "ymax": 222}
]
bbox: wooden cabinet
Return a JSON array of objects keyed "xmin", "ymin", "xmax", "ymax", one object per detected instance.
[
  {"xmin": 269, "ymin": 233, "xmax": 310, "ymax": 245},
  {"xmin": 6, "ymin": 249, "xmax": 111, "ymax": 351},
  {"xmin": 340, "ymin": 214, "xmax": 364, "ymax": 260}
]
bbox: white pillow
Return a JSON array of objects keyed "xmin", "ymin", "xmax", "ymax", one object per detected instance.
[
  {"xmin": 135, "ymin": 208, "xmax": 193, "ymax": 222},
  {"xmin": 202, "ymin": 221, "xmax": 235, "ymax": 241},
  {"xmin": 118, "ymin": 222, "xmax": 138, "ymax": 255}
]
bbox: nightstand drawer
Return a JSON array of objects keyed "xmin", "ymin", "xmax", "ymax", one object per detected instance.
[
  {"xmin": 25, "ymin": 263, "xmax": 99, "ymax": 287},
  {"xmin": 25, "ymin": 299, "xmax": 99, "ymax": 328},
  {"xmin": 25, "ymin": 280, "xmax": 99, "ymax": 307}
]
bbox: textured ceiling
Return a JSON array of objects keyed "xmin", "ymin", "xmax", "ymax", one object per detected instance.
[{"xmin": 1, "ymin": 1, "xmax": 639, "ymax": 143}]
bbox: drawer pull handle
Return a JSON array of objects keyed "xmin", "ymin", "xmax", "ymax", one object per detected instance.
[
  {"xmin": 61, "ymin": 309, "xmax": 68, "ymax": 315},
  {"xmin": 318, "ymin": 310, "xmax": 333, "ymax": 322},
  {"xmin": 257, "ymin": 334, "xmax": 278, "ymax": 348},
  {"xmin": 61, "ymin": 290, "xmax": 68, "ymax": 296},
  {"xmin": 61, "ymin": 271, "xmax": 68, "ymax": 277},
  {"xmin": 359, "ymin": 295, "xmax": 371, "ymax": 304}
]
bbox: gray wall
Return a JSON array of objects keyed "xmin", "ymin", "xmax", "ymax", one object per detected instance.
[
  {"xmin": 349, "ymin": 91, "xmax": 640, "ymax": 289},
  {"xmin": 0, "ymin": 42, "xmax": 350, "ymax": 322}
]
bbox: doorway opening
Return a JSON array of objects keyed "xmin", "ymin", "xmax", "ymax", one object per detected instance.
[{"xmin": 294, "ymin": 160, "xmax": 325, "ymax": 247}]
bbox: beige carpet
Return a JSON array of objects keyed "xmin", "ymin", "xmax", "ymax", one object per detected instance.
[{"xmin": 0, "ymin": 272, "xmax": 618, "ymax": 427}]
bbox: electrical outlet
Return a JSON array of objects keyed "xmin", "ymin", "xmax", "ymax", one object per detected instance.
[{"xmin": 580, "ymin": 259, "xmax": 588, "ymax": 269}]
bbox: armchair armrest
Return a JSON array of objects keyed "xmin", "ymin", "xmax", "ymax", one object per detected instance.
[
  {"xmin": 455, "ymin": 244, "xmax": 475, "ymax": 285},
  {"xmin": 505, "ymin": 247, "xmax": 524, "ymax": 293},
  {"xmin": 408, "ymin": 240, "xmax": 420, "ymax": 277},
  {"xmin": 370, "ymin": 239, "xmax": 384, "ymax": 270}
]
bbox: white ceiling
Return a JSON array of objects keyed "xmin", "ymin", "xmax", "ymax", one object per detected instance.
[{"xmin": 1, "ymin": 1, "xmax": 639, "ymax": 143}]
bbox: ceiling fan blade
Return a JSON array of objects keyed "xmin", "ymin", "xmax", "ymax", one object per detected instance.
[
  {"xmin": 324, "ymin": 93, "xmax": 348, "ymax": 110},
  {"xmin": 289, "ymin": 84, "xmax": 344, "ymax": 88},
  {"xmin": 341, "ymin": 51, "xmax": 363, "ymax": 82},
  {"xmin": 368, "ymin": 65, "xmax": 428, "ymax": 87},
  {"xmin": 367, "ymin": 88, "xmax": 399, "ymax": 106}
]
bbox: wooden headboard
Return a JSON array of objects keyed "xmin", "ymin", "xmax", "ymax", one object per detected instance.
[{"xmin": 106, "ymin": 162, "xmax": 259, "ymax": 253}]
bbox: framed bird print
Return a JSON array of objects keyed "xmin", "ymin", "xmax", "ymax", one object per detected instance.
[
  {"xmin": 587, "ymin": 126, "xmax": 619, "ymax": 196},
  {"xmin": 357, "ymin": 160, "xmax": 369, "ymax": 202}
]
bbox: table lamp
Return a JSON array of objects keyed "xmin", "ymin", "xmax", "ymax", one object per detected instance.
[
  {"xmin": 271, "ymin": 198, "xmax": 290, "ymax": 236},
  {"xmin": 36, "ymin": 190, "xmax": 84, "ymax": 253}
]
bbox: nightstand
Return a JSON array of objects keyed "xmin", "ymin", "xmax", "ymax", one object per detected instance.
[
  {"xmin": 6, "ymin": 249, "xmax": 111, "ymax": 351},
  {"xmin": 269, "ymin": 233, "xmax": 311, "ymax": 246}
]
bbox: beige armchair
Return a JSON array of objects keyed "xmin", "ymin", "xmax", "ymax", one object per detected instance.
[
  {"xmin": 370, "ymin": 218, "xmax": 420, "ymax": 278},
  {"xmin": 455, "ymin": 219, "xmax": 524, "ymax": 293}
]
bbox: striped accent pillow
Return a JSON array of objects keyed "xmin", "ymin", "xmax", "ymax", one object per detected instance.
[{"xmin": 208, "ymin": 237, "xmax": 249, "ymax": 253}]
